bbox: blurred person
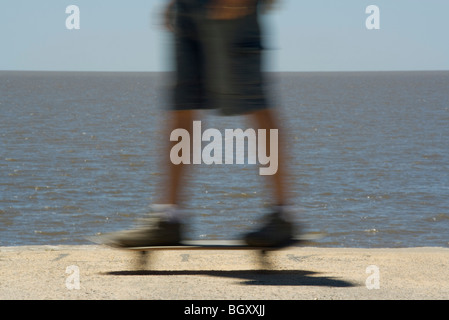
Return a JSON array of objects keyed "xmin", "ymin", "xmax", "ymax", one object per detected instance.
[{"xmin": 106, "ymin": 0, "xmax": 298, "ymax": 248}]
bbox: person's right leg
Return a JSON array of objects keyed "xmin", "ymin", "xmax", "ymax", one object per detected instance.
[
  {"xmin": 242, "ymin": 106, "xmax": 297, "ymax": 248},
  {"xmin": 202, "ymin": 6, "xmax": 298, "ymax": 246}
]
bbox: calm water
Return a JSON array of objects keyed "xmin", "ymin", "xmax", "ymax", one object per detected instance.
[{"xmin": 1, "ymin": 71, "xmax": 448, "ymax": 248}]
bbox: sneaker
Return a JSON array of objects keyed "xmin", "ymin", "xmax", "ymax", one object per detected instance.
[
  {"xmin": 101, "ymin": 216, "xmax": 183, "ymax": 248},
  {"xmin": 244, "ymin": 209, "xmax": 296, "ymax": 247}
]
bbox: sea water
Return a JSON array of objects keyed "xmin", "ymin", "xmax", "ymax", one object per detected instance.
[{"xmin": 1, "ymin": 71, "xmax": 448, "ymax": 247}]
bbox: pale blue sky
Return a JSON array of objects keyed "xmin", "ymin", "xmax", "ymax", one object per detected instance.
[{"xmin": 1, "ymin": 0, "xmax": 448, "ymax": 72}]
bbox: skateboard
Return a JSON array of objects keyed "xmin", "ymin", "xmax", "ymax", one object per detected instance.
[{"xmin": 89, "ymin": 233, "xmax": 324, "ymax": 269}]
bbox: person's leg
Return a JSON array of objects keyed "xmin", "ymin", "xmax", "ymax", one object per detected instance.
[
  {"xmin": 197, "ymin": 8, "xmax": 297, "ymax": 246},
  {"xmin": 98, "ymin": 2, "xmax": 203, "ymax": 247},
  {"xmin": 244, "ymin": 105, "xmax": 298, "ymax": 247},
  {"xmin": 159, "ymin": 109, "xmax": 197, "ymax": 207},
  {"xmin": 97, "ymin": 110, "xmax": 195, "ymax": 247},
  {"xmin": 249, "ymin": 108, "xmax": 287, "ymax": 207},
  {"xmin": 160, "ymin": 1, "xmax": 204, "ymax": 213}
]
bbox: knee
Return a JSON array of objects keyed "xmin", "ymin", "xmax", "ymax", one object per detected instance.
[{"xmin": 170, "ymin": 110, "xmax": 196, "ymax": 131}]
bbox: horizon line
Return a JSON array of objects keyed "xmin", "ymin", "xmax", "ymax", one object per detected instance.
[{"xmin": 1, "ymin": 69, "xmax": 449, "ymax": 73}]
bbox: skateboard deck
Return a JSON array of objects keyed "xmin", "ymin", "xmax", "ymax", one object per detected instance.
[
  {"xmin": 88, "ymin": 232, "xmax": 325, "ymax": 270},
  {"xmin": 88, "ymin": 232, "xmax": 324, "ymax": 269},
  {"xmin": 123, "ymin": 233, "xmax": 324, "ymax": 251},
  {"xmin": 88, "ymin": 232, "xmax": 324, "ymax": 251}
]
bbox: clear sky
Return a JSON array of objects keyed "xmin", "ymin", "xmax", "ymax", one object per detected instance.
[{"xmin": 1, "ymin": 0, "xmax": 448, "ymax": 72}]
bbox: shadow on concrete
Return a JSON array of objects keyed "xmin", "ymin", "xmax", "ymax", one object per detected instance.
[{"xmin": 103, "ymin": 269, "xmax": 355, "ymax": 287}]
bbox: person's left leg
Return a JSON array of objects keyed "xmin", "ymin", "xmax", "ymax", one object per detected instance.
[
  {"xmin": 97, "ymin": 110, "xmax": 197, "ymax": 248},
  {"xmin": 99, "ymin": 2, "xmax": 205, "ymax": 247},
  {"xmin": 249, "ymin": 108, "xmax": 287, "ymax": 207},
  {"xmin": 159, "ymin": 109, "xmax": 197, "ymax": 207}
]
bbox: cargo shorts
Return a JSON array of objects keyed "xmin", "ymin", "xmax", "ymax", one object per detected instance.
[{"xmin": 172, "ymin": 0, "xmax": 269, "ymax": 116}]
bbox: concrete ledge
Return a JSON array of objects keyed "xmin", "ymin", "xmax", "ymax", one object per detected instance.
[{"xmin": 1, "ymin": 245, "xmax": 448, "ymax": 299}]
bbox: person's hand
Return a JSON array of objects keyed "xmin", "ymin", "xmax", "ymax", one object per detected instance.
[
  {"xmin": 164, "ymin": 0, "xmax": 176, "ymax": 32},
  {"xmin": 207, "ymin": 0, "xmax": 257, "ymax": 20}
]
